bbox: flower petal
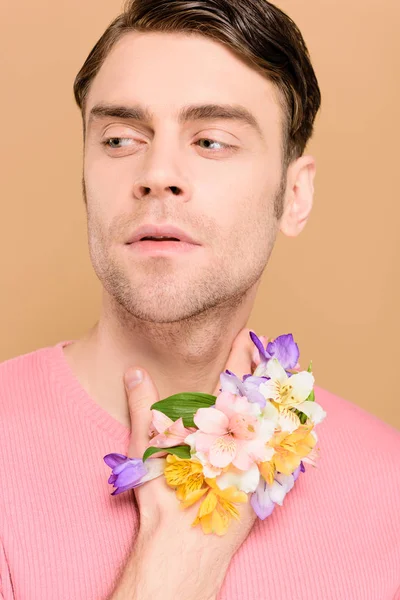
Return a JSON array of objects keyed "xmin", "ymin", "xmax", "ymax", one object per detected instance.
[
  {"xmin": 269, "ymin": 474, "xmax": 294, "ymax": 505},
  {"xmin": 266, "ymin": 358, "xmax": 288, "ymax": 383},
  {"xmin": 288, "ymin": 371, "xmax": 315, "ymax": 402},
  {"xmin": 266, "ymin": 334, "xmax": 300, "ymax": 370},
  {"xmin": 259, "ymin": 379, "xmax": 280, "ymax": 402},
  {"xmin": 103, "ymin": 453, "xmax": 130, "ymax": 469},
  {"xmin": 216, "ymin": 463, "xmax": 260, "ymax": 493},
  {"xmin": 198, "ymin": 491, "xmax": 218, "ymax": 517},
  {"xmin": 232, "ymin": 440, "xmax": 254, "ymax": 470},
  {"xmin": 104, "ymin": 455, "xmax": 152, "ymax": 495},
  {"xmin": 184, "ymin": 431, "xmax": 197, "ymax": 451},
  {"xmin": 250, "ymin": 479, "xmax": 276, "ymax": 519},
  {"xmin": 258, "ymin": 417, "xmax": 276, "ymax": 442},
  {"xmin": 209, "ymin": 435, "xmax": 237, "ymax": 468},
  {"xmin": 150, "ymin": 409, "xmax": 173, "ymax": 434},
  {"xmin": 296, "ymin": 400, "xmax": 327, "ymax": 424},
  {"xmin": 139, "ymin": 458, "xmax": 167, "ymax": 484},
  {"xmin": 219, "ymin": 372, "xmax": 246, "ymax": 396},
  {"xmin": 193, "ymin": 407, "xmax": 229, "ymax": 434},
  {"xmin": 179, "ymin": 487, "xmax": 208, "ymax": 509},
  {"xmin": 215, "ymin": 392, "xmax": 250, "ymax": 418},
  {"xmin": 262, "ymin": 400, "xmax": 280, "ymax": 423},
  {"xmin": 192, "ymin": 431, "xmax": 218, "ymax": 453},
  {"xmin": 277, "ymin": 407, "xmax": 301, "ymax": 433},
  {"xmin": 244, "ymin": 388, "xmax": 266, "ymax": 409},
  {"xmin": 250, "ymin": 331, "xmax": 270, "ymax": 362},
  {"xmin": 193, "ymin": 451, "xmax": 222, "ymax": 478},
  {"xmin": 147, "ymin": 432, "xmax": 185, "ymax": 449},
  {"xmin": 228, "ymin": 413, "xmax": 259, "ymax": 440}
]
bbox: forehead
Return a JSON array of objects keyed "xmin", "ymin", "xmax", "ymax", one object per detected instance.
[{"xmin": 85, "ymin": 31, "xmax": 283, "ymax": 134}]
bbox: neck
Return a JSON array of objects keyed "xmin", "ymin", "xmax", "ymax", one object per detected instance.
[{"xmin": 63, "ymin": 282, "xmax": 260, "ymax": 429}]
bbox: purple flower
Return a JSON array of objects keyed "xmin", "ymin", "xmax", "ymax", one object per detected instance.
[
  {"xmin": 215, "ymin": 332, "xmax": 300, "ymax": 407},
  {"xmin": 103, "ymin": 453, "xmax": 165, "ymax": 496},
  {"xmin": 219, "ymin": 370, "xmax": 268, "ymax": 408},
  {"xmin": 250, "ymin": 478, "xmax": 276, "ymax": 519},
  {"xmin": 250, "ymin": 462, "xmax": 304, "ymax": 520},
  {"xmin": 250, "ymin": 331, "xmax": 300, "ymax": 376}
]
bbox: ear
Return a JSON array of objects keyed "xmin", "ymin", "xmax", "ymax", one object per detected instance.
[{"xmin": 279, "ymin": 155, "xmax": 316, "ymax": 237}]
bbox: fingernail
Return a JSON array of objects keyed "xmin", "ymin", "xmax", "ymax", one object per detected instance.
[{"xmin": 125, "ymin": 368, "xmax": 143, "ymax": 389}]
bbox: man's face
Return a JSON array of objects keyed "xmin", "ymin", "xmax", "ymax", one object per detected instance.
[{"xmin": 83, "ymin": 32, "xmax": 287, "ymax": 323}]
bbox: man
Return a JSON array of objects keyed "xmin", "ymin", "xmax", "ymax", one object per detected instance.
[{"xmin": 1, "ymin": 1, "xmax": 399, "ymax": 599}]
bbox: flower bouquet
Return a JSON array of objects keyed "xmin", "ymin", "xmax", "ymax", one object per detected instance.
[{"xmin": 104, "ymin": 332, "xmax": 326, "ymax": 536}]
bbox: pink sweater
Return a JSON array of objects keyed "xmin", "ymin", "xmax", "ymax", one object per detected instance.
[{"xmin": 0, "ymin": 340, "xmax": 399, "ymax": 599}]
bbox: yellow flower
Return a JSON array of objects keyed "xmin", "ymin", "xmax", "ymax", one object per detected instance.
[
  {"xmin": 191, "ymin": 478, "xmax": 248, "ymax": 536},
  {"xmin": 258, "ymin": 459, "xmax": 276, "ymax": 486},
  {"xmin": 164, "ymin": 455, "xmax": 248, "ymax": 535},
  {"xmin": 259, "ymin": 423, "xmax": 317, "ymax": 480},
  {"xmin": 164, "ymin": 454, "xmax": 206, "ymax": 503}
]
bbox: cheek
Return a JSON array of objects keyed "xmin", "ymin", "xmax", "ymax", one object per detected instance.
[
  {"xmin": 199, "ymin": 169, "xmax": 273, "ymax": 237},
  {"xmin": 84, "ymin": 145, "xmax": 128, "ymax": 204},
  {"xmin": 84, "ymin": 160, "xmax": 126, "ymax": 234}
]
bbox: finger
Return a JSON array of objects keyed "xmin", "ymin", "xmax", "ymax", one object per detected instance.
[
  {"xmin": 124, "ymin": 367, "xmax": 160, "ymax": 459},
  {"xmin": 212, "ymin": 328, "xmax": 255, "ymax": 396}
]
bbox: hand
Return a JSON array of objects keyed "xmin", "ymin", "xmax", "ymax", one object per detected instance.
[
  {"xmin": 124, "ymin": 326, "xmax": 258, "ymax": 539},
  {"xmin": 110, "ymin": 328, "xmax": 260, "ymax": 600}
]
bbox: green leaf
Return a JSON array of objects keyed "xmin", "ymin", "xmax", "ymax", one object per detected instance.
[
  {"xmin": 299, "ymin": 412, "xmax": 308, "ymax": 424},
  {"xmin": 293, "ymin": 408, "xmax": 308, "ymax": 425},
  {"xmin": 150, "ymin": 392, "xmax": 216, "ymax": 427},
  {"xmin": 142, "ymin": 444, "xmax": 191, "ymax": 462},
  {"xmin": 305, "ymin": 389, "xmax": 315, "ymax": 403},
  {"xmin": 307, "ymin": 360, "xmax": 313, "ymax": 373}
]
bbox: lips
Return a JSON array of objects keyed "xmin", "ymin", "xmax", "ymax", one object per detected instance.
[{"xmin": 127, "ymin": 224, "xmax": 200, "ymax": 245}]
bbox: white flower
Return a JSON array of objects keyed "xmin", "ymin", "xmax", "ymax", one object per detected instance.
[
  {"xmin": 216, "ymin": 463, "xmax": 261, "ymax": 493},
  {"xmin": 192, "ymin": 450, "xmax": 222, "ymax": 478},
  {"xmin": 262, "ymin": 401, "xmax": 301, "ymax": 433},
  {"xmin": 295, "ymin": 400, "xmax": 327, "ymax": 425},
  {"xmin": 259, "ymin": 358, "xmax": 314, "ymax": 408}
]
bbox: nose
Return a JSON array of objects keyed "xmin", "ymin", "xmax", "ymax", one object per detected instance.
[{"xmin": 131, "ymin": 141, "xmax": 191, "ymax": 203}]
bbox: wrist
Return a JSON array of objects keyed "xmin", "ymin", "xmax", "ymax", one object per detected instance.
[{"xmin": 131, "ymin": 526, "xmax": 230, "ymax": 600}]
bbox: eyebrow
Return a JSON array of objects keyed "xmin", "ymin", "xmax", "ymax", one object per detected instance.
[{"xmin": 87, "ymin": 102, "xmax": 264, "ymax": 140}]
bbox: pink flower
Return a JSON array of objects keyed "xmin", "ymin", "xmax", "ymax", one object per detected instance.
[
  {"xmin": 189, "ymin": 392, "xmax": 275, "ymax": 471},
  {"xmin": 148, "ymin": 409, "xmax": 196, "ymax": 449}
]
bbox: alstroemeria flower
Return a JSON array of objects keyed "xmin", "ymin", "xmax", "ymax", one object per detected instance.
[
  {"xmin": 259, "ymin": 358, "xmax": 324, "ymax": 420},
  {"xmin": 250, "ymin": 465, "xmax": 304, "ymax": 519},
  {"xmin": 103, "ymin": 453, "xmax": 166, "ymax": 495},
  {"xmin": 191, "ymin": 450, "xmax": 224, "ymax": 478},
  {"xmin": 148, "ymin": 409, "xmax": 196, "ymax": 449},
  {"xmin": 262, "ymin": 356, "xmax": 313, "ymax": 403},
  {"xmin": 251, "ymin": 334, "xmax": 269, "ymax": 368},
  {"xmin": 219, "ymin": 370, "xmax": 268, "ymax": 409},
  {"xmin": 215, "ymin": 462, "xmax": 260, "ymax": 494},
  {"xmin": 164, "ymin": 454, "xmax": 206, "ymax": 504},
  {"xmin": 186, "ymin": 392, "xmax": 275, "ymax": 470},
  {"xmin": 190, "ymin": 477, "xmax": 248, "ymax": 536},
  {"xmin": 250, "ymin": 332, "xmax": 300, "ymax": 377},
  {"xmin": 264, "ymin": 401, "xmax": 302, "ymax": 433},
  {"xmin": 261, "ymin": 423, "xmax": 317, "ymax": 477}
]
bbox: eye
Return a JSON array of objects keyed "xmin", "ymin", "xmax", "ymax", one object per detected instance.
[
  {"xmin": 102, "ymin": 137, "xmax": 134, "ymax": 149},
  {"xmin": 196, "ymin": 138, "xmax": 234, "ymax": 151}
]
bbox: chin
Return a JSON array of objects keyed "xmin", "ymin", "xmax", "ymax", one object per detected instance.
[{"xmin": 110, "ymin": 285, "xmax": 206, "ymax": 323}]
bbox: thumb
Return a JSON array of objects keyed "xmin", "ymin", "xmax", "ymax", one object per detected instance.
[{"xmin": 124, "ymin": 367, "xmax": 160, "ymax": 460}]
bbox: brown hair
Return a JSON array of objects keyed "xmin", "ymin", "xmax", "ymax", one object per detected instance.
[{"xmin": 73, "ymin": 0, "xmax": 321, "ymax": 216}]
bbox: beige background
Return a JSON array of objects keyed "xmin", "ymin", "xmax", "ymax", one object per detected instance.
[{"xmin": 0, "ymin": 1, "xmax": 399, "ymax": 429}]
